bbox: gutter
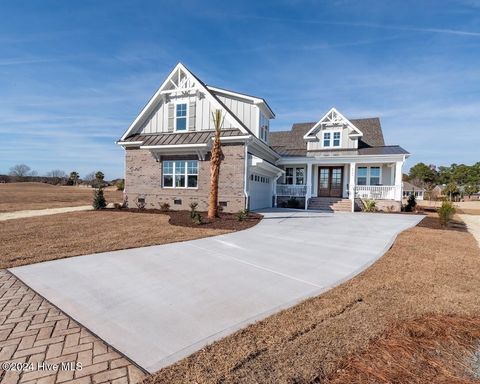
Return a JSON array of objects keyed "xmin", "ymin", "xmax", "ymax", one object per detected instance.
[{"xmin": 243, "ymin": 137, "xmax": 252, "ymax": 210}]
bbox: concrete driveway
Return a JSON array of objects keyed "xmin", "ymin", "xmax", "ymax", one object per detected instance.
[{"xmin": 10, "ymin": 210, "xmax": 422, "ymax": 373}]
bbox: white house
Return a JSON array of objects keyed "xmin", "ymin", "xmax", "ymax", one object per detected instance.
[{"xmin": 117, "ymin": 63, "xmax": 409, "ymax": 212}]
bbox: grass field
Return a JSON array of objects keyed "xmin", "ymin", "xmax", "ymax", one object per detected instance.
[
  {"xmin": 0, "ymin": 211, "xmax": 229, "ymax": 268},
  {"xmin": 418, "ymin": 199, "xmax": 480, "ymax": 215},
  {"xmin": 0, "ymin": 182, "xmax": 123, "ymax": 212},
  {"xmin": 144, "ymin": 214, "xmax": 480, "ymax": 384}
]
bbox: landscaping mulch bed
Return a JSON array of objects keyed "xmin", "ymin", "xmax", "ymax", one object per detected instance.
[
  {"xmin": 115, "ymin": 208, "xmax": 263, "ymax": 231},
  {"xmin": 144, "ymin": 212, "xmax": 480, "ymax": 384}
]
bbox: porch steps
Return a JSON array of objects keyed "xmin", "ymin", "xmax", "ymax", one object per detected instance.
[{"xmin": 308, "ymin": 197, "xmax": 352, "ymax": 212}]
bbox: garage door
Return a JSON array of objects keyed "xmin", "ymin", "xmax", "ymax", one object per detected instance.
[{"xmin": 249, "ymin": 174, "xmax": 273, "ymax": 210}]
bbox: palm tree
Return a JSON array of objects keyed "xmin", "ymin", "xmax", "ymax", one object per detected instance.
[{"xmin": 208, "ymin": 110, "xmax": 224, "ymax": 219}]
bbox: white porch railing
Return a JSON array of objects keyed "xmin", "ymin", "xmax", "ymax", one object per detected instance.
[
  {"xmin": 354, "ymin": 185, "xmax": 398, "ymax": 200},
  {"xmin": 276, "ymin": 184, "xmax": 307, "ymax": 197}
]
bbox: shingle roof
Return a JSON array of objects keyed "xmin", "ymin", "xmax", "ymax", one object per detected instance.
[
  {"xmin": 123, "ymin": 129, "xmax": 242, "ymax": 146},
  {"xmin": 269, "ymin": 117, "xmax": 391, "ymax": 156},
  {"xmin": 403, "ymin": 181, "xmax": 426, "ymax": 191}
]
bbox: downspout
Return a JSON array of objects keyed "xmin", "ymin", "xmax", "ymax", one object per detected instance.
[{"xmin": 243, "ymin": 140, "xmax": 250, "ymax": 210}]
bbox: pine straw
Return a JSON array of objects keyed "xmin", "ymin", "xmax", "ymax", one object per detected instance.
[
  {"xmin": 326, "ymin": 315, "xmax": 480, "ymax": 384},
  {"xmin": 144, "ymin": 214, "xmax": 480, "ymax": 384}
]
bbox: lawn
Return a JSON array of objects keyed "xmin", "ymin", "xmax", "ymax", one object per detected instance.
[
  {"xmin": 144, "ymin": 214, "xmax": 480, "ymax": 384},
  {"xmin": 0, "ymin": 211, "xmax": 231, "ymax": 268},
  {"xmin": 0, "ymin": 182, "xmax": 123, "ymax": 212},
  {"xmin": 418, "ymin": 199, "xmax": 480, "ymax": 215}
]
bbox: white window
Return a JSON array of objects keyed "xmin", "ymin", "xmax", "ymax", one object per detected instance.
[
  {"xmin": 333, "ymin": 132, "xmax": 341, "ymax": 147},
  {"xmin": 357, "ymin": 166, "xmax": 382, "ymax": 186},
  {"xmin": 259, "ymin": 112, "xmax": 269, "ymax": 142},
  {"xmin": 285, "ymin": 167, "xmax": 305, "ymax": 185},
  {"xmin": 370, "ymin": 167, "xmax": 381, "ymax": 185},
  {"xmin": 323, "ymin": 132, "xmax": 331, "ymax": 147},
  {"xmin": 163, "ymin": 160, "xmax": 198, "ymax": 188},
  {"xmin": 175, "ymin": 103, "xmax": 187, "ymax": 131},
  {"xmin": 357, "ymin": 167, "xmax": 368, "ymax": 185}
]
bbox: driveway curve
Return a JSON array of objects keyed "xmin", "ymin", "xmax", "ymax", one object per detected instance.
[{"xmin": 10, "ymin": 210, "xmax": 422, "ymax": 373}]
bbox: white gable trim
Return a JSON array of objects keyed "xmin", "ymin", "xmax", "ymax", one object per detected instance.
[
  {"xmin": 120, "ymin": 63, "xmax": 250, "ymax": 141},
  {"xmin": 303, "ymin": 107, "xmax": 363, "ymax": 141}
]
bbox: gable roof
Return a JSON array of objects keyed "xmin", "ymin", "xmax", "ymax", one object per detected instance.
[
  {"xmin": 303, "ymin": 107, "xmax": 363, "ymax": 140},
  {"xmin": 119, "ymin": 63, "xmax": 253, "ymax": 141},
  {"xmin": 403, "ymin": 181, "xmax": 426, "ymax": 192},
  {"xmin": 269, "ymin": 117, "xmax": 387, "ymax": 156}
]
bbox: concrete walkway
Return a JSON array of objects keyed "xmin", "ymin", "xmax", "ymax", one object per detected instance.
[
  {"xmin": 0, "ymin": 205, "xmax": 92, "ymax": 221},
  {"xmin": 10, "ymin": 210, "xmax": 422, "ymax": 373},
  {"xmin": 460, "ymin": 214, "xmax": 480, "ymax": 245}
]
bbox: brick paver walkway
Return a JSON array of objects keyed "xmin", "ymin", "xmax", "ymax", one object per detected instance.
[{"xmin": 0, "ymin": 270, "xmax": 146, "ymax": 384}]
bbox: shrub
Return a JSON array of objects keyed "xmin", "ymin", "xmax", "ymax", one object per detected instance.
[
  {"xmin": 135, "ymin": 198, "xmax": 146, "ymax": 210},
  {"xmin": 191, "ymin": 211, "xmax": 203, "ymax": 225},
  {"xmin": 362, "ymin": 199, "xmax": 376, "ymax": 212},
  {"xmin": 405, "ymin": 194, "xmax": 417, "ymax": 212},
  {"xmin": 286, "ymin": 197, "xmax": 300, "ymax": 209},
  {"xmin": 438, "ymin": 200, "xmax": 456, "ymax": 227},
  {"xmin": 92, "ymin": 188, "xmax": 107, "ymax": 210},
  {"xmin": 116, "ymin": 179, "xmax": 124, "ymax": 191},
  {"xmin": 121, "ymin": 195, "xmax": 128, "ymax": 209},
  {"xmin": 160, "ymin": 202, "xmax": 170, "ymax": 212},
  {"xmin": 113, "ymin": 202, "xmax": 122, "ymax": 209},
  {"xmin": 189, "ymin": 202, "xmax": 198, "ymax": 219},
  {"xmin": 237, "ymin": 208, "xmax": 249, "ymax": 221}
]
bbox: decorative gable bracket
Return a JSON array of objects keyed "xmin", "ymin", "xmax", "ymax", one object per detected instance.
[{"xmin": 303, "ymin": 107, "xmax": 363, "ymax": 141}]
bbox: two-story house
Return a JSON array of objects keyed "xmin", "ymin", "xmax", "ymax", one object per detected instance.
[{"xmin": 117, "ymin": 63, "xmax": 409, "ymax": 212}]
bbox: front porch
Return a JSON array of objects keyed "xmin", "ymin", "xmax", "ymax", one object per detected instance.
[{"xmin": 274, "ymin": 161, "xmax": 404, "ymax": 212}]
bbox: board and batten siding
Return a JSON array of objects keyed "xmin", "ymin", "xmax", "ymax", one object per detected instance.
[{"xmin": 138, "ymin": 93, "xmax": 258, "ymax": 134}]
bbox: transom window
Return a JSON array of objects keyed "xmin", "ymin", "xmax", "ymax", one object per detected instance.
[
  {"xmin": 175, "ymin": 103, "xmax": 187, "ymax": 131},
  {"xmin": 163, "ymin": 160, "xmax": 198, "ymax": 188},
  {"xmin": 285, "ymin": 167, "xmax": 305, "ymax": 185},
  {"xmin": 356, "ymin": 166, "xmax": 381, "ymax": 186},
  {"xmin": 323, "ymin": 131, "xmax": 341, "ymax": 147}
]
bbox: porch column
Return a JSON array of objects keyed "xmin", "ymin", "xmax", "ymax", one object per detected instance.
[
  {"xmin": 305, "ymin": 162, "xmax": 312, "ymax": 210},
  {"xmin": 394, "ymin": 160, "xmax": 403, "ymax": 201},
  {"xmin": 349, "ymin": 162, "xmax": 356, "ymax": 212}
]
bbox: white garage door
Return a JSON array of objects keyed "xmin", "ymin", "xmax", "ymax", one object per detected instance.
[{"xmin": 249, "ymin": 174, "xmax": 273, "ymax": 210}]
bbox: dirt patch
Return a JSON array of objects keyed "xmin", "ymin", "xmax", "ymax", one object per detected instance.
[
  {"xmin": 0, "ymin": 182, "xmax": 122, "ymax": 212},
  {"xmin": 111, "ymin": 208, "xmax": 262, "ymax": 231},
  {"xmin": 0, "ymin": 211, "xmax": 229, "ymax": 269},
  {"xmin": 326, "ymin": 315, "xmax": 480, "ymax": 384},
  {"xmin": 144, "ymin": 214, "xmax": 480, "ymax": 384}
]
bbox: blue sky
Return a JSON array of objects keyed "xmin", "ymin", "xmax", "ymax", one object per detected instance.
[{"xmin": 1, "ymin": 0, "xmax": 480, "ymax": 179}]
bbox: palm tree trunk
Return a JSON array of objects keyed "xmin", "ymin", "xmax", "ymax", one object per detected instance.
[{"xmin": 208, "ymin": 110, "xmax": 223, "ymax": 219}]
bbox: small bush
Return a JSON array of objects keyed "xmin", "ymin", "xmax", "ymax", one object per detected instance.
[
  {"xmin": 217, "ymin": 204, "xmax": 224, "ymax": 213},
  {"xmin": 362, "ymin": 199, "xmax": 376, "ymax": 212},
  {"xmin": 237, "ymin": 208, "xmax": 249, "ymax": 221},
  {"xmin": 92, "ymin": 188, "xmax": 107, "ymax": 210},
  {"xmin": 160, "ymin": 202, "xmax": 170, "ymax": 212},
  {"xmin": 113, "ymin": 202, "xmax": 122, "ymax": 209},
  {"xmin": 121, "ymin": 195, "xmax": 128, "ymax": 209},
  {"xmin": 116, "ymin": 179, "xmax": 125, "ymax": 191},
  {"xmin": 438, "ymin": 200, "xmax": 456, "ymax": 227},
  {"xmin": 404, "ymin": 194, "xmax": 417, "ymax": 212},
  {"xmin": 135, "ymin": 198, "xmax": 146, "ymax": 210},
  {"xmin": 286, "ymin": 197, "xmax": 300, "ymax": 209},
  {"xmin": 191, "ymin": 211, "xmax": 203, "ymax": 225},
  {"xmin": 189, "ymin": 202, "xmax": 198, "ymax": 218}
]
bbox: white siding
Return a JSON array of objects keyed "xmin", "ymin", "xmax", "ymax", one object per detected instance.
[
  {"xmin": 307, "ymin": 125, "xmax": 357, "ymax": 151},
  {"xmin": 139, "ymin": 93, "xmax": 238, "ymax": 134},
  {"xmin": 216, "ymin": 95, "xmax": 258, "ymax": 134}
]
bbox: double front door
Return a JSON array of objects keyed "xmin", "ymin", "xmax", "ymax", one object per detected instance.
[{"xmin": 318, "ymin": 167, "xmax": 343, "ymax": 197}]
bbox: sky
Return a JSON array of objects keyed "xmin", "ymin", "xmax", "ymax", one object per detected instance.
[{"xmin": 1, "ymin": 0, "xmax": 480, "ymax": 180}]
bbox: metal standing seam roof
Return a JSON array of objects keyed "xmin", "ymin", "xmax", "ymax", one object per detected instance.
[{"xmin": 123, "ymin": 129, "xmax": 242, "ymax": 146}]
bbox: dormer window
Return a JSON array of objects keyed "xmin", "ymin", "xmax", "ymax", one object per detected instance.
[
  {"xmin": 322, "ymin": 131, "xmax": 341, "ymax": 148},
  {"xmin": 259, "ymin": 112, "xmax": 269, "ymax": 143},
  {"xmin": 175, "ymin": 103, "xmax": 187, "ymax": 131},
  {"xmin": 323, "ymin": 132, "xmax": 331, "ymax": 147}
]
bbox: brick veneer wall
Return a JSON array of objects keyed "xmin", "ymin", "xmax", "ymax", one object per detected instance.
[{"xmin": 124, "ymin": 144, "xmax": 246, "ymax": 213}]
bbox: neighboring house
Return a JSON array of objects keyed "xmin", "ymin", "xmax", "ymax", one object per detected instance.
[
  {"xmin": 431, "ymin": 185, "xmax": 445, "ymax": 200},
  {"xmin": 402, "ymin": 181, "xmax": 425, "ymax": 200},
  {"xmin": 117, "ymin": 63, "xmax": 410, "ymax": 212}
]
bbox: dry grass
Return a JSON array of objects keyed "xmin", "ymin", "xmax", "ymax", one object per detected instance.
[
  {"xmin": 418, "ymin": 199, "xmax": 480, "ymax": 215},
  {"xmin": 144, "ymin": 214, "xmax": 480, "ymax": 384},
  {"xmin": 0, "ymin": 182, "xmax": 123, "ymax": 212},
  {"xmin": 0, "ymin": 211, "xmax": 229, "ymax": 268},
  {"xmin": 327, "ymin": 315, "xmax": 480, "ymax": 384}
]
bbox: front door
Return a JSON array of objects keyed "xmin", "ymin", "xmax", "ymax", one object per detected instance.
[{"xmin": 318, "ymin": 167, "xmax": 343, "ymax": 197}]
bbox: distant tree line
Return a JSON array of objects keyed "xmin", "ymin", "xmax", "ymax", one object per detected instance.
[
  {"xmin": 405, "ymin": 162, "xmax": 480, "ymax": 199},
  {"xmin": 1, "ymin": 164, "xmax": 123, "ymax": 190}
]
